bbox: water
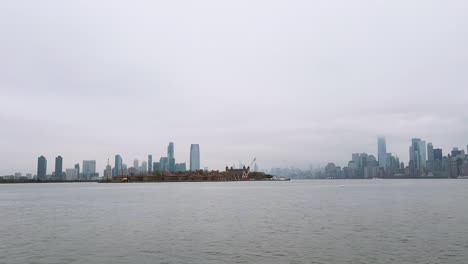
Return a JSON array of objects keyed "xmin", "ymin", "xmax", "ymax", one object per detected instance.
[{"xmin": 1, "ymin": 180, "xmax": 468, "ymax": 264}]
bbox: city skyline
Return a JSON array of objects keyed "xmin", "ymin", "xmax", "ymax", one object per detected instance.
[
  {"xmin": 3, "ymin": 137, "xmax": 468, "ymax": 178},
  {"xmin": 1, "ymin": 0, "xmax": 468, "ymax": 175}
]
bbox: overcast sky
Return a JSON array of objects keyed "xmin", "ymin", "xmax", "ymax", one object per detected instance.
[{"xmin": 1, "ymin": 0, "xmax": 468, "ymax": 175}]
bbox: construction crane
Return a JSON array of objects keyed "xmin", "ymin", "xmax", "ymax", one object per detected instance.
[{"xmin": 241, "ymin": 157, "xmax": 256, "ymax": 180}]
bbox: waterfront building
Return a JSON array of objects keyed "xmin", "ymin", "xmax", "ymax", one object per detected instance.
[
  {"xmin": 433, "ymin": 148, "xmax": 443, "ymax": 160},
  {"xmin": 462, "ymin": 160, "xmax": 468, "ymax": 176},
  {"xmin": 168, "ymin": 142, "xmax": 175, "ymax": 160},
  {"xmin": 364, "ymin": 166, "xmax": 378, "ymax": 178},
  {"xmin": 449, "ymin": 156, "xmax": 459, "ymax": 177},
  {"xmin": 385, "ymin": 153, "xmax": 400, "ymax": 176},
  {"xmin": 55, "ymin": 156, "xmax": 63, "ymax": 180},
  {"xmin": 168, "ymin": 158, "xmax": 175, "ymax": 172},
  {"xmin": 133, "ymin": 159, "xmax": 139, "ymax": 170},
  {"xmin": 364, "ymin": 155, "xmax": 379, "ymax": 178},
  {"xmin": 104, "ymin": 159, "xmax": 112, "ymax": 180},
  {"xmin": 451, "ymin": 148, "xmax": 463, "ymax": 158},
  {"xmin": 427, "ymin": 143, "xmax": 434, "ymax": 161},
  {"xmin": 82, "ymin": 160, "xmax": 96, "ymax": 180},
  {"xmin": 343, "ymin": 166, "xmax": 354, "ymax": 178},
  {"xmin": 325, "ymin": 163, "xmax": 338, "ymax": 178},
  {"xmin": 113, "ymin": 155, "xmax": 123, "ymax": 176},
  {"xmin": 65, "ymin": 168, "xmax": 78, "ymax": 180},
  {"xmin": 37, "ymin": 156, "xmax": 47, "ymax": 180},
  {"xmin": 377, "ymin": 137, "xmax": 387, "ymax": 168},
  {"xmin": 160, "ymin": 157, "xmax": 168, "ymax": 172},
  {"xmin": 409, "ymin": 138, "xmax": 426, "ymax": 174},
  {"xmin": 419, "ymin": 140, "xmax": 427, "ymax": 169},
  {"xmin": 74, "ymin": 163, "xmax": 80, "ymax": 179},
  {"xmin": 148, "ymin": 155, "xmax": 153, "ymax": 172},
  {"xmin": 357, "ymin": 153, "xmax": 368, "ymax": 178},
  {"xmin": 122, "ymin": 164, "xmax": 128, "ymax": 175},
  {"xmin": 128, "ymin": 167, "xmax": 138, "ymax": 175},
  {"xmin": 426, "ymin": 143, "xmax": 435, "ymax": 172},
  {"xmin": 153, "ymin": 162, "xmax": 161, "ymax": 172},
  {"xmin": 141, "ymin": 161, "xmax": 148, "ymax": 173},
  {"xmin": 175, "ymin": 162, "xmax": 187, "ymax": 172},
  {"xmin": 190, "ymin": 144, "xmax": 200, "ymax": 171}
]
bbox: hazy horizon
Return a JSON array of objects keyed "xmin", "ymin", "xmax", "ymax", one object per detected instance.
[{"xmin": 1, "ymin": 0, "xmax": 468, "ymax": 175}]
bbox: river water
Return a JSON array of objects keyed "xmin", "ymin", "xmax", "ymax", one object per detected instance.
[{"xmin": 1, "ymin": 180, "xmax": 468, "ymax": 264}]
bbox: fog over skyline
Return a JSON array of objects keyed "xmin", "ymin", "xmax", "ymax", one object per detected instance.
[{"xmin": 1, "ymin": 0, "xmax": 468, "ymax": 175}]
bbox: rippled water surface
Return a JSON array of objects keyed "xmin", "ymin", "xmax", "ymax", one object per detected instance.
[{"xmin": 1, "ymin": 180, "xmax": 468, "ymax": 264}]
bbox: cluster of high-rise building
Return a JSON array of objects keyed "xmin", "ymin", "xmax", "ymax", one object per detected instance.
[
  {"xmin": 29, "ymin": 142, "xmax": 201, "ymax": 181},
  {"xmin": 408, "ymin": 139, "xmax": 468, "ymax": 178},
  {"xmin": 36, "ymin": 155, "xmax": 99, "ymax": 181},
  {"xmin": 323, "ymin": 137, "xmax": 468, "ymax": 179},
  {"xmin": 111, "ymin": 143, "xmax": 201, "ymax": 177}
]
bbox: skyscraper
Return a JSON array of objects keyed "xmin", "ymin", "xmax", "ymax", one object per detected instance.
[
  {"xmin": 133, "ymin": 159, "xmax": 139, "ymax": 169},
  {"xmin": 168, "ymin": 158, "xmax": 175, "ymax": 172},
  {"xmin": 377, "ymin": 137, "xmax": 387, "ymax": 168},
  {"xmin": 409, "ymin": 138, "xmax": 427, "ymax": 173},
  {"xmin": 122, "ymin": 164, "xmax": 128, "ymax": 175},
  {"xmin": 168, "ymin": 142, "xmax": 174, "ymax": 159},
  {"xmin": 433, "ymin": 148, "xmax": 443, "ymax": 160},
  {"xmin": 427, "ymin": 143, "xmax": 434, "ymax": 161},
  {"xmin": 55, "ymin": 156, "xmax": 63, "ymax": 180},
  {"xmin": 419, "ymin": 140, "xmax": 427, "ymax": 169},
  {"xmin": 74, "ymin": 163, "xmax": 80, "ymax": 179},
  {"xmin": 104, "ymin": 159, "xmax": 112, "ymax": 180},
  {"xmin": 114, "ymin": 155, "xmax": 123, "ymax": 176},
  {"xmin": 190, "ymin": 144, "xmax": 200, "ymax": 171},
  {"xmin": 148, "ymin": 155, "xmax": 153, "ymax": 172},
  {"xmin": 82, "ymin": 160, "xmax": 97, "ymax": 179},
  {"xmin": 160, "ymin": 157, "xmax": 168, "ymax": 172},
  {"xmin": 37, "ymin": 156, "xmax": 47, "ymax": 180},
  {"xmin": 451, "ymin": 147, "xmax": 464, "ymax": 158}
]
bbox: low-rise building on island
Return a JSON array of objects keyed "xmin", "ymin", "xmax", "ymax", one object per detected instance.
[{"xmin": 104, "ymin": 166, "xmax": 273, "ymax": 183}]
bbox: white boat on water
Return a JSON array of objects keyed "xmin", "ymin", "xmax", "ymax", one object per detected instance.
[{"xmin": 271, "ymin": 177, "xmax": 291, "ymax": 181}]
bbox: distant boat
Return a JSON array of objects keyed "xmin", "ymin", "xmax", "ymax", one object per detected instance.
[{"xmin": 271, "ymin": 177, "xmax": 291, "ymax": 181}]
